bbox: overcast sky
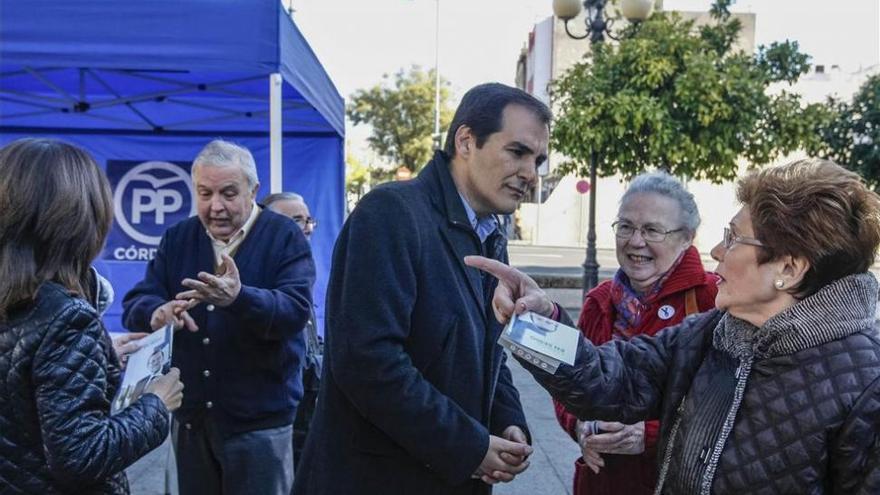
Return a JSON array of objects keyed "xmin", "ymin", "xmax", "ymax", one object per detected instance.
[{"xmin": 290, "ymin": 0, "xmax": 879, "ymax": 160}]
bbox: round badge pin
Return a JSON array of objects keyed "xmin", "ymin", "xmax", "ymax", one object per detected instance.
[{"xmin": 658, "ymin": 305, "xmax": 675, "ymax": 320}]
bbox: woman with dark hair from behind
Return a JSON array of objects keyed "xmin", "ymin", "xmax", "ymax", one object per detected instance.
[{"xmin": 0, "ymin": 138, "xmax": 184, "ymax": 494}]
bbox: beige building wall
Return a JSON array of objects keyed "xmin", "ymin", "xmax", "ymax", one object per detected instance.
[
  {"xmin": 551, "ymin": 11, "xmax": 756, "ymax": 78},
  {"xmin": 516, "ymin": 9, "xmax": 815, "ymax": 254}
]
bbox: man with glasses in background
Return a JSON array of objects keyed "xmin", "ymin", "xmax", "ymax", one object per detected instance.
[
  {"xmin": 263, "ymin": 192, "xmax": 322, "ymax": 472},
  {"xmin": 264, "ymin": 192, "xmax": 318, "ymax": 240}
]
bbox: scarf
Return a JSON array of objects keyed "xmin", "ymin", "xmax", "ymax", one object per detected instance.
[{"xmin": 610, "ymin": 250, "xmax": 686, "ymax": 340}]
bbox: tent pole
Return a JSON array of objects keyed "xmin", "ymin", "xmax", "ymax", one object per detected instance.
[{"xmin": 269, "ymin": 73, "xmax": 283, "ymax": 193}]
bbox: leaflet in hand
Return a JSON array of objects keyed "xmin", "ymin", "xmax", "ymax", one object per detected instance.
[
  {"xmin": 111, "ymin": 325, "xmax": 173, "ymax": 414},
  {"xmin": 498, "ymin": 311, "xmax": 579, "ymax": 374}
]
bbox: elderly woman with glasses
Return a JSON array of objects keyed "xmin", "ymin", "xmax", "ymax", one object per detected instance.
[
  {"xmin": 556, "ymin": 172, "xmax": 718, "ymax": 495},
  {"xmin": 467, "ymin": 158, "xmax": 880, "ymax": 494}
]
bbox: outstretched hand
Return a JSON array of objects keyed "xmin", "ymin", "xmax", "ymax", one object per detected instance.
[
  {"xmin": 176, "ymin": 253, "xmax": 242, "ymax": 307},
  {"xmin": 463, "ymin": 256, "xmax": 554, "ymax": 324},
  {"xmin": 150, "ymin": 299, "xmax": 199, "ymax": 332}
]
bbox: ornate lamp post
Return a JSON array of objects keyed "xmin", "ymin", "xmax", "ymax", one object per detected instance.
[{"xmin": 551, "ymin": 0, "xmax": 653, "ymax": 295}]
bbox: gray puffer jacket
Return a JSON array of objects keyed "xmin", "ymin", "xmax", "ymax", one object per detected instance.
[
  {"xmin": 0, "ymin": 282, "xmax": 169, "ymax": 494},
  {"xmin": 523, "ymin": 273, "xmax": 880, "ymax": 494}
]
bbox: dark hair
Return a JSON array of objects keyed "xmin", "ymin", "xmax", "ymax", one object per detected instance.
[
  {"xmin": 443, "ymin": 83, "xmax": 551, "ymax": 157},
  {"xmin": 737, "ymin": 158, "xmax": 880, "ymax": 298},
  {"xmin": 0, "ymin": 138, "xmax": 113, "ymax": 320}
]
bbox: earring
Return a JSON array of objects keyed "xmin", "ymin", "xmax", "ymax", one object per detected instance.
[{"xmin": 774, "ymin": 279, "xmax": 785, "ymax": 289}]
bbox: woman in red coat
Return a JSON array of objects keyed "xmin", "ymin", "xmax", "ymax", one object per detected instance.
[{"xmin": 555, "ymin": 172, "xmax": 718, "ymax": 495}]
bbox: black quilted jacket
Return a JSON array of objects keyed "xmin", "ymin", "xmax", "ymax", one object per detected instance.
[
  {"xmin": 523, "ymin": 273, "xmax": 880, "ymax": 494},
  {"xmin": 0, "ymin": 283, "xmax": 170, "ymax": 494}
]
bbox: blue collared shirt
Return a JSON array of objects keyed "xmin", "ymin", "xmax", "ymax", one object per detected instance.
[{"xmin": 458, "ymin": 194, "xmax": 498, "ymax": 244}]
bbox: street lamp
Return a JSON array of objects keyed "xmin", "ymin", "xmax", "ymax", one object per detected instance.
[{"xmin": 552, "ymin": 0, "xmax": 653, "ymax": 295}]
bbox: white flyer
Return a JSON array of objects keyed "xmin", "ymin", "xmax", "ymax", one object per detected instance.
[
  {"xmin": 499, "ymin": 311, "xmax": 580, "ymax": 373},
  {"xmin": 111, "ymin": 325, "xmax": 173, "ymax": 414}
]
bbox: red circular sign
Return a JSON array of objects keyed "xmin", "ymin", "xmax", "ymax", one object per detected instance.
[{"xmin": 576, "ymin": 180, "xmax": 591, "ymax": 194}]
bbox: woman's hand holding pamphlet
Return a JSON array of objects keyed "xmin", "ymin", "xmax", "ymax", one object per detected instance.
[{"xmin": 111, "ymin": 324, "xmax": 173, "ymax": 414}]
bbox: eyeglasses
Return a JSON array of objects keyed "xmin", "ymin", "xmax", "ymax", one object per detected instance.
[
  {"xmin": 293, "ymin": 216, "xmax": 317, "ymax": 229},
  {"xmin": 722, "ymin": 227, "xmax": 763, "ymax": 250},
  {"xmin": 612, "ymin": 221, "xmax": 682, "ymax": 243}
]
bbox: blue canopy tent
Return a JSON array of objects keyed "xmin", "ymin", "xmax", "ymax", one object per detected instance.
[{"xmin": 0, "ymin": 0, "xmax": 345, "ymax": 333}]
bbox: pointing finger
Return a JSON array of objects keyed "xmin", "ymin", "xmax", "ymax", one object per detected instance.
[{"xmin": 463, "ymin": 256, "xmax": 521, "ymax": 285}]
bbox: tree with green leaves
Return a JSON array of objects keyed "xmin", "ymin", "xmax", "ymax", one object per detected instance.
[
  {"xmin": 810, "ymin": 74, "xmax": 880, "ymax": 188},
  {"xmin": 551, "ymin": 0, "xmax": 828, "ymax": 183},
  {"xmin": 347, "ymin": 66, "xmax": 453, "ymax": 174},
  {"xmin": 345, "ymin": 153, "xmax": 370, "ymax": 201}
]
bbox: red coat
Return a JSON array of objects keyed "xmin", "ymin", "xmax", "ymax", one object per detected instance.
[{"xmin": 554, "ymin": 246, "xmax": 718, "ymax": 495}]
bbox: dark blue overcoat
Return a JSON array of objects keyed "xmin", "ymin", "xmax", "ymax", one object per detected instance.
[{"xmin": 294, "ymin": 152, "xmax": 529, "ymax": 495}]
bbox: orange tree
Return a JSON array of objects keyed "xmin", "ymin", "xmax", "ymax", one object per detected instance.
[
  {"xmin": 551, "ymin": 0, "xmax": 828, "ymax": 182},
  {"xmin": 810, "ymin": 74, "xmax": 880, "ymax": 188}
]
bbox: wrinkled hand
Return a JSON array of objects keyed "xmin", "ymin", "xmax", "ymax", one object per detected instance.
[
  {"xmin": 145, "ymin": 367, "xmax": 184, "ymax": 412},
  {"xmin": 463, "ymin": 255, "xmax": 554, "ymax": 324},
  {"xmin": 576, "ymin": 420, "xmax": 605, "ymax": 474},
  {"xmin": 112, "ymin": 332, "xmax": 149, "ymax": 368},
  {"xmin": 176, "ymin": 253, "xmax": 241, "ymax": 307},
  {"xmin": 150, "ymin": 299, "xmax": 199, "ymax": 332},
  {"xmin": 475, "ymin": 434, "xmax": 533, "ymax": 485},
  {"xmin": 584, "ymin": 421, "xmax": 645, "ymax": 456}
]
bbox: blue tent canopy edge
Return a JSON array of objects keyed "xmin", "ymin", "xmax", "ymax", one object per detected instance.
[{"xmin": 0, "ymin": 0, "xmax": 345, "ymax": 335}]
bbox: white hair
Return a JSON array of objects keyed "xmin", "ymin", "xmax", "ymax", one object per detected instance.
[
  {"xmin": 620, "ymin": 171, "xmax": 701, "ymax": 236},
  {"xmin": 192, "ymin": 139, "xmax": 259, "ymax": 188},
  {"xmin": 262, "ymin": 192, "xmax": 305, "ymax": 207}
]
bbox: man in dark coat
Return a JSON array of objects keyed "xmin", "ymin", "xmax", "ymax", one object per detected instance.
[
  {"xmin": 123, "ymin": 140, "xmax": 315, "ymax": 495},
  {"xmin": 293, "ymin": 83, "xmax": 551, "ymax": 495}
]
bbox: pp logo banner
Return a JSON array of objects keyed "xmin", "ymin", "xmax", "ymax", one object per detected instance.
[{"xmin": 104, "ymin": 160, "xmax": 195, "ymax": 261}]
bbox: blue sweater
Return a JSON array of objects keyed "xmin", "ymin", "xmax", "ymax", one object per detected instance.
[{"xmin": 122, "ymin": 208, "xmax": 315, "ymax": 432}]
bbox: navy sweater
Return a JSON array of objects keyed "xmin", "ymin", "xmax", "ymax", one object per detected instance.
[{"xmin": 122, "ymin": 208, "xmax": 315, "ymax": 432}]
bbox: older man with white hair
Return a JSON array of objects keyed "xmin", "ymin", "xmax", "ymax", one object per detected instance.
[{"xmin": 123, "ymin": 139, "xmax": 315, "ymax": 495}]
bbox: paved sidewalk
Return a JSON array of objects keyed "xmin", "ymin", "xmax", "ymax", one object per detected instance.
[
  {"xmin": 127, "ymin": 355, "xmax": 581, "ymax": 495},
  {"xmin": 495, "ymin": 357, "xmax": 580, "ymax": 495},
  {"xmin": 127, "ymin": 436, "xmax": 174, "ymax": 495}
]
